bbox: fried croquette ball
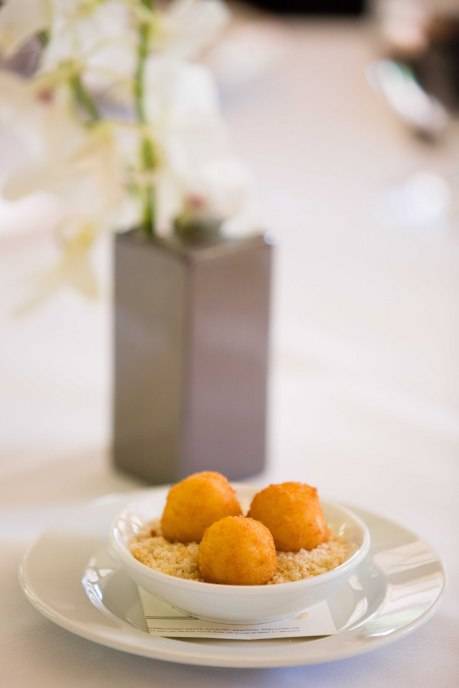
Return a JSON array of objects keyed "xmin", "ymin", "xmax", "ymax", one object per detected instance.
[
  {"xmin": 198, "ymin": 516, "xmax": 277, "ymax": 585},
  {"xmin": 248, "ymin": 482, "xmax": 329, "ymax": 552},
  {"xmin": 161, "ymin": 471, "xmax": 242, "ymax": 543}
]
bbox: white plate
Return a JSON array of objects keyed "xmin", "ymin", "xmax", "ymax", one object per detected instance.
[{"xmin": 19, "ymin": 489, "xmax": 445, "ymax": 669}]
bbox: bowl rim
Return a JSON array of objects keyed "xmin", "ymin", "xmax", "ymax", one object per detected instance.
[{"xmin": 110, "ymin": 490, "xmax": 371, "ymax": 594}]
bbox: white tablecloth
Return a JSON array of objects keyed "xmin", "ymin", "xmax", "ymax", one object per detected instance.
[{"xmin": 1, "ymin": 17, "xmax": 458, "ymax": 688}]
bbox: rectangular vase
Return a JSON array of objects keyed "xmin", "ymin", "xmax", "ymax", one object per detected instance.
[{"xmin": 112, "ymin": 230, "xmax": 273, "ymax": 484}]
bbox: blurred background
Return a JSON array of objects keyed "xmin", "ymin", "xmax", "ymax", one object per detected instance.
[{"xmin": 1, "ymin": 0, "xmax": 458, "ymax": 524}]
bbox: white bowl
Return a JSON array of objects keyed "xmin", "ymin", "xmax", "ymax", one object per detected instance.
[{"xmin": 110, "ymin": 486, "xmax": 370, "ymax": 624}]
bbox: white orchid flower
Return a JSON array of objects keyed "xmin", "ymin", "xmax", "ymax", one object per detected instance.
[
  {"xmin": 156, "ymin": 0, "xmax": 229, "ymax": 61},
  {"xmin": 0, "ymin": 1, "xmax": 136, "ymax": 100},
  {"xmin": 1, "ymin": 73, "xmax": 122, "ymax": 232},
  {"xmin": 42, "ymin": 0, "xmax": 228, "ymax": 99},
  {"xmin": 0, "ymin": 71, "xmax": 124, "ymax": 300},
  {"xmin": 0, "ymin": 0, "xmax": 228, "ymax": 100},
  {"xmin": 15, "ymin": 224, "xmax": 100, "ymax": 314},
  {"xmin": 181, "ymin": 157, "xmax": 252, "ymax": 219},
  {"xmin": 143, "ymin": 57, "xmax": 250, "ymax": 230},
  {"xmin": 40, "ymin": 0, "xmax": 137, "ymax": 97}
]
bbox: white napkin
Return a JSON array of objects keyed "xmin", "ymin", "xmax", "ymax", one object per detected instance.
[{"xmin": 138, "ymin": 587, "xmax": 337, "ymax": 640}]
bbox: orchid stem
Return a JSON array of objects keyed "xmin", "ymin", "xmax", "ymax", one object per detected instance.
[
  {"xmin": 69, "ymin": 73, "xmax": 100, "ymax": 124},
  {"xmin": 134, "ymin": 0, "xmax": 156, "ymax": 238},
  {"xmin": 38, "ymin": 26, "xmax": 99, "ymax": 124}
]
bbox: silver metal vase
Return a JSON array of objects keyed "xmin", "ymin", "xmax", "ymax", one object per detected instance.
[{"xmin": 112, "ymin": 229, "xmax": 273, "ymax": 483}]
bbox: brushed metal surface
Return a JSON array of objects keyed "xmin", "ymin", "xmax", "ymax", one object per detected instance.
[{"xmin": 113, "ymin": 230, "xmax": 273, "ymax": 483}]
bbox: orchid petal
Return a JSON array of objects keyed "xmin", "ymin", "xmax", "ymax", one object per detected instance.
[
  {"xmin": 0, "ymin": 72, "xmax": 124, "ymax": 236},
  {"xmin": 159, "ymin": 0, "xmax": 230, "ymax": 60},
  {"xmin": 145, "ymin": 57, "xmax": 220, "ymax": 123},
  {"xmin": 143, "ymin": 58, "xmax": 250, "ymax": 225},
  {"xmin": 41, "ymin": 0, "xmax": 137, "ymax": 94}
]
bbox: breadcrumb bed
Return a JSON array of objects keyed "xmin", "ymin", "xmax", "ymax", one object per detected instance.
[{"xmin": 129, "ymin": 519, "xmax": 353, "ymax": 584}]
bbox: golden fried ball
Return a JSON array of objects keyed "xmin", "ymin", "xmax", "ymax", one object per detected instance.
[
  {"xmin": 198, "ymin": 516, "xmax": 277, "ymax": 585},
  {"xmin": 161, "ymin": 471, "xmax": 242, "ymax": 543},
  {"xmin": 248, "ymin": 482, "xmax": 329, "ymax": 552}
]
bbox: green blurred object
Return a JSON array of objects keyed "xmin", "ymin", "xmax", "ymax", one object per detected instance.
[{"xmin": 173, "ymin": 215, "xmax": 224, "ymax": 246}]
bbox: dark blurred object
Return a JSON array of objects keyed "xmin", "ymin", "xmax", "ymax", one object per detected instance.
[
  {"xmin": 1, "ymin": 38, "xmax": 41, "ymax": 76},
  {"xmin": 382, "ymin": 4, "xmax": 459, "ymax": 112},
  {"xmin": 418, "ymin": 15, "xmax": 459, "ymax": 110},
  {"xmin": 243, "ymin": 0, "xmax": 367, "ymax": 16}
]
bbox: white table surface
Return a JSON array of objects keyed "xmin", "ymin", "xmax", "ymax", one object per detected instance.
[{"xmin": 1, "ymin": 16, "xmax": 458, "ymax": 688}]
